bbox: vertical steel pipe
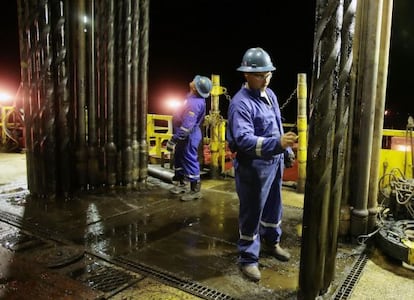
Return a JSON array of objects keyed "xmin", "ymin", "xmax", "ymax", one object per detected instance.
[
  {"xmin": 351, "ymin": 0, "xmax": 383, "ymax": 239},
  {"xmin": 32, "ymin": 0, "xmax": 45, "ymax": 196},
  {"xmin": 122, "ymin": 0, "xmax": 133, "ymax": 186},
  {"xmin": 105, "ymin": 0, "xmax": 117, "ymax": 187},
  {"xmin": 367, "ymin": 0, "xmax": 393, "ymax": 231},
  {"xmin": 74, "ymin": 0, "xmax": 88, "ymax": 190},
  {"xmin": 115, "ymin": 0, "xmax": 124, "ymax": 184},
  {"xmin": 53, "ymin": 0, "xmax": 73, "ymax": 197},
  {"xmin": 323, "ymin": 0, "xmax": 356, "ymax": 291},
  {"xmin": 17, "ymin": 0, "xmax": 33, "ymax": 192},
  {"xmin": 86, "ymin": 0, "xmax": 99, "ymax": 188},
  {"xmin": 138, "ymin": 0, "xmax": 149, "ymax": 182},
  {"xmin": 296, "ymin": 73, "xmax": 307, "ymax": 194},
  {"xmin": 17, "ymin": 0, "xmax": 153, "ymax": 193},
  {"xmin": 131, "ymin": 0, "xmax": 140, "ymax": 184},
  {"xmin": 39, "ymin": 0, "xmax": 57, "ymax": 197},
  {"xmin": 27, "ymin": 0, "xmax": 40, "ymax": 196},
  {"xmin": 96, "ymin": 0, "xmax": 107, "ymax": 185},
  {"xmin": 299, "ymin": 0, "xmax": 342, "ymax": 298}
]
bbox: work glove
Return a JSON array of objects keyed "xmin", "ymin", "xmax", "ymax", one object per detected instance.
[
  {"xmin": 284, "ymin": 150, "xmax": 295, "ymax": 168},
  {"xmin": 166, "ymin": 139, "xmax": 176, "ymax": 152}
]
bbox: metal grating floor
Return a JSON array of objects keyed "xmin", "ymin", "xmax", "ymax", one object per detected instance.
[{"xmin": 332, "ymin": 253, "xmax": 368, "ymax": 299}]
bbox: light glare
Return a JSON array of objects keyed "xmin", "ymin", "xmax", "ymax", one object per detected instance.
[
  {"xmin": 394, "ymin": 144, "xmax": 411, "ymax": 152},
  {"xmin": 0, "ymin": 92, "xmax": 12, "ymax": 103},
  {"xmin": 166, "ymin": 97, "xmax": 183, "ymax": 110}
]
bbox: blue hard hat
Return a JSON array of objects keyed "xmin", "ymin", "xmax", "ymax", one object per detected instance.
[
  {"xmin": 237, "ymin": 47, "xmax": 276, "ymax": 72},
  {"xmin": 193, "ymin": 75, "xmax": 212, "ymax": 98}
]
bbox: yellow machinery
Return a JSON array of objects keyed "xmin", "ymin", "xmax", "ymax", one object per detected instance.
[
  {"xmin": 377, "ymin": 127, "xmax": 414, "ymax": 267},
  {"xmin": 147, "ymin": 113, "xmax": 173, "ymax": 163},
  {"xmin": 379, "ymin": 128, "xmax": 414, "ymax": 179},
  {"xmin": 203, "ymin": 74, "xmax": 228, "ymax": 178},
  {"xmin": 0, "ymin": 105, "xmax": 24, "ymax": 150}
]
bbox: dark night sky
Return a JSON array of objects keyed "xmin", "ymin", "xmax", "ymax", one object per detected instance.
[
  {"xmin": 0, "ymin": 1, "xmax": 20, "ymax": 94},
  {"xmin": 1, "ymin": 1, "xmax": 413, "ymax": 128},
  {"xmin": 148, "ymin": 1, "xmax": 315, "ymax": 122}
]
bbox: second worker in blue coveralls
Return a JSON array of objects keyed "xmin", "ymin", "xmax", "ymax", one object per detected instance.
[
  {"xmin": 167, "ymin": 75, "xmax": 212, "ymax": 201},
  {"xmin": 227, "ymin": 47, "xmax": 297, "ymax": 282}
]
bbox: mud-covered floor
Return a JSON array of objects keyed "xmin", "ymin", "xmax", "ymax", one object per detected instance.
[{"xmin": 0, "ymin": 153, "xmax": 413, "ymax": 299}]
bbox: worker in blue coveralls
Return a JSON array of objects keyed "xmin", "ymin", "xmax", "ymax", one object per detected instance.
[
  {"xmin": 167, "ymin": 75, "xmax": 212, "ymax": 201},
  {"xmin": 227, "ymin": 47, "xmax": 297, "ymax": 281}
]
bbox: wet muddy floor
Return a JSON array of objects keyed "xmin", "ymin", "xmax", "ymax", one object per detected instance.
[{"xmin": 0, "ymin": 153, "xmax": 413, "ymax": 299}]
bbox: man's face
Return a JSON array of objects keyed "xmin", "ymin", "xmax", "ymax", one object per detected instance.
[
  {"xmin": 189, "ymin": 80, "xmax": 197, "ymax": 94},
  {"xmin": 245, "ymin": 72, "xmax": 273, "ymax": 90}
]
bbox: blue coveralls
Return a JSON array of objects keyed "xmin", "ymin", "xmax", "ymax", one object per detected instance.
[
  {"xmin": 227, "ymin": 86, "xmax": 291, "ymax": 266},
  {"xmin": 172, "ymin": 93, "xmax": 206, "ymax": 182}
]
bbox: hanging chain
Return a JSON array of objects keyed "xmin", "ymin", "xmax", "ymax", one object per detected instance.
[
  {"xmin": 223, "ymin": 92, "xmax": 232, "ymax": 102},
  {"xmin": 279, "ymin": 88, "xmax": 297, "ymax": 111}
]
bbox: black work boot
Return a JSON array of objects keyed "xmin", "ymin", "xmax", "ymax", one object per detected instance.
[
  {"xmin": 239, "ymin": 264, "xmax": 261, "ymax": 282},
  {"xmin": 181, "ymin": 181, "xmax": 202, "ymax": 201},
  {"xmin": 262, "ymin": 242, "xmax": 291, "ymax": 262},
  {"xmin": 169, "ymin": 181, "xmax": 189, "ymax": 194},
  {"xmin": 170, "ymin": 175, "xmax": 189, "ymax": 194}
]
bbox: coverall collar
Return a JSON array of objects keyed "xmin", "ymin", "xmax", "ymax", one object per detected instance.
[
  {"xmin": 186, "ymin": 92, "xmax": 204, "ymax": 100},
  {"xmin": 243, "ymin": 84, "xmax": 269, "ymax": 99}
]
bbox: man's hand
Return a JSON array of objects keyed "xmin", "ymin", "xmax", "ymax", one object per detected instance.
[
  {"xmin": 166, "ymin": 140, "xmax": 176, "ymax": 152},
  {"xmin": 281, "ymin": 132, "xmax": 298, "ymax": 149}
]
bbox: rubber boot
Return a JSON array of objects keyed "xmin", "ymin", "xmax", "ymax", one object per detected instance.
[
  {"xmin": 181, "ymin": 181, "xmax": 202, "ymax": 201},
  {"xmin": 240, "ymin": 264, "xmax": 261, "ymax": 282},
  {"xmin": 170, "ymin": 176, "xmax": 189, "ymax": 194},
  {"xmin": 262, "ymin": 242, "xmax": 291, "ymax": 262}
]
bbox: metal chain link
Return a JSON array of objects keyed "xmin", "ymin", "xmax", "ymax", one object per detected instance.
[
  {"xmin": 279, "ymin": 88, "xmax": 297, "ymax": 111},
  {"xmin": 223, "ymin": 92, "xmax": 232, "ymax": 101}
]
